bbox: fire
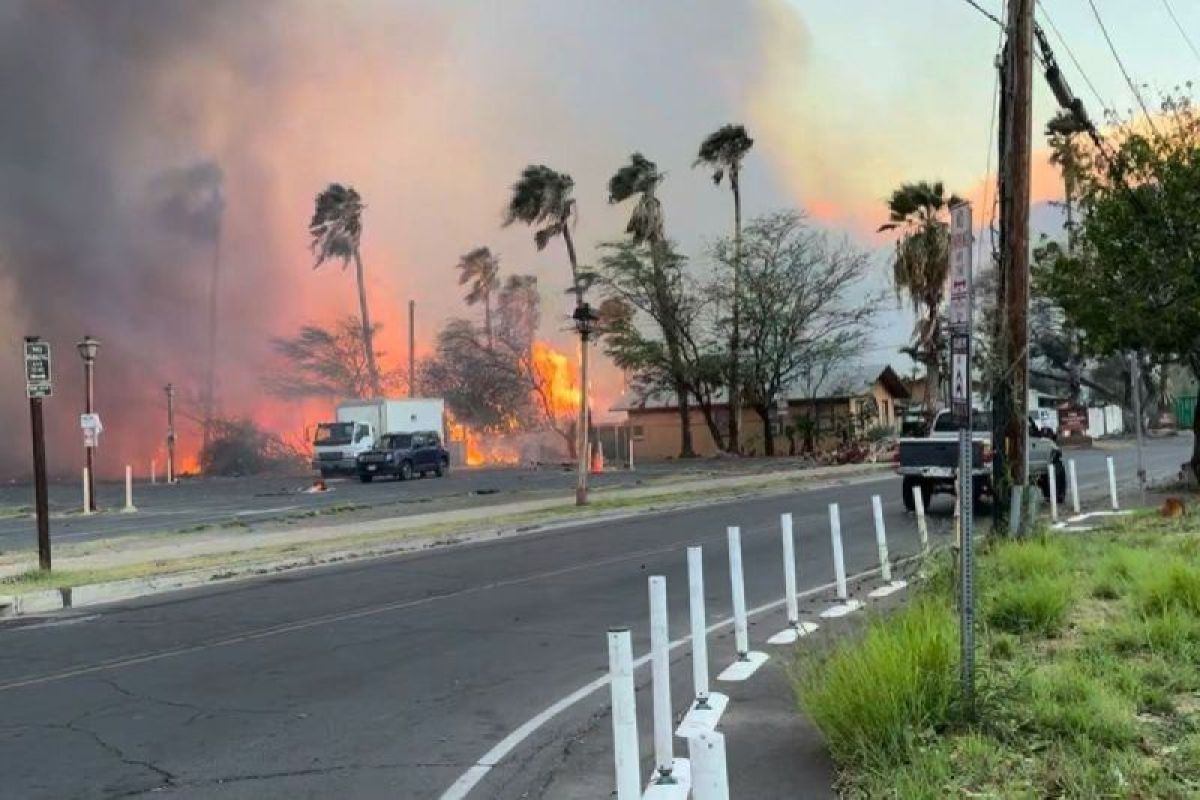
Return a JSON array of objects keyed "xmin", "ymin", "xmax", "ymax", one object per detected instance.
[{"xmin": 531, "ymin": 341, "xmax": 581, "ymax": 421}]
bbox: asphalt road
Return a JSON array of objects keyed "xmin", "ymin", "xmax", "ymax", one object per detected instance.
[
  {"xmin": 0, "ymin": 458, "xmax": 774, "ymax": 552},
  {"xmin": 0, "ymin": 437, "xmax": 1189, "ymax": 799}
]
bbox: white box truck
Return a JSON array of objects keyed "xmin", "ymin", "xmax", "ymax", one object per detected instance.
[{"xmin": 312, "ymin": 398, "xmax": 445, "ymax": 476}]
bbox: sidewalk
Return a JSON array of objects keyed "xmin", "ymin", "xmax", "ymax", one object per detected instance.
[{"xmin": 0, "ymin": 461, "xmax": 892, "ymax": 616}]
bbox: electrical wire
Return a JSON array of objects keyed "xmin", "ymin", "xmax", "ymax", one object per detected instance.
[
  {"xmin": 1085, "ymin": 0, "xmax": 1161, "ymax": 136},
  {"xmin": 1035, "ymin": 0, "xmax": 1112, "ymax": 116},
  {"xmin": 1160, "ymin": 0, "xmax": 1200, "ymax": 67},
  {"xmin": 958, "ymin": 0, "xmax": 1005, "ymax": 28}
]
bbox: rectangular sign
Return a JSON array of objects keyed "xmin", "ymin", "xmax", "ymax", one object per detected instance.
[
  {"xmin": 948, "ymin": 203, "xmax": 973, "ymax": 429},
  {"xmin": 24, "ymin": 339, "xmax": 52, "ymax": 398},
  {"xmin": 80, "ymin": 413, "xmax": 103, "ymax": 448}
]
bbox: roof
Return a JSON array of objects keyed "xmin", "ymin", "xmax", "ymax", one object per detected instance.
[{"xmin": 610, "ymin": 363, "xmax": 909, "ymax": 412}]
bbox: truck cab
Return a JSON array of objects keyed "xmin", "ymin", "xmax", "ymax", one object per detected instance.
[{"xmin": 313, "ymin": 421, "xmax": 375, "ymax": 476}]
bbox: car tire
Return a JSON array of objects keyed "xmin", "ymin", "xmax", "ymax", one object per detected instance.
[
  {"xmin": 398, "ymin": 461, "xmax": 413, "ymax": 481},
  {"xmin": 359, "ymin": 474, "xmax": 373, "ymax": 483},
  {"xmin": 435, "ymin": 459, "xmax": 447, "ymax": 477},
  {"xmin": 902, "ymin": 477, "xmax": 930, "ymax": 512}
]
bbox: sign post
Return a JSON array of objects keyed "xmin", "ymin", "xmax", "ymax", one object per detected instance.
[
  {"xmin": 949, "ymin": 203, "xmax": 975, "ymax": 718},
  {"xmin": 24, "ymin": 337, "xmax": 52, "ymax": 571}
]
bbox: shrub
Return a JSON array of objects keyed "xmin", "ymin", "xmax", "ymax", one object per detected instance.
[
  {"xmin": 988, "ymin": 536, "xmax": 1071, "ymax": 582},
  {"xmin": 793, "ymin": 599, "xmax": 957, "ymax": 771},
  {"xmin": 986, "ymin": 576, "xmax": 1073, "ymax": 636}
]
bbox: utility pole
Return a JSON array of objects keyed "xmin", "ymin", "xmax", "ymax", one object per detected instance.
[
  {"xmin": 408, "ymin": 299, "xmax": 416, "ymax": 398},
  {"xmin": 995, "ymin": 0, "xmax": 1034, "ymax": 532},
  {"xmin": 165, "ymin": 383, "xmax": 177, "ymax": 484},
  {"xmin": 1130, "ymin": 352, "xmax": 1146, "ymax": 504}
]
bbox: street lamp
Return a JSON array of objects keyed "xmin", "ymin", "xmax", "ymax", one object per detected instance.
[
  {"xmin": 572, "ymin": 302, "xmax": 599, "ymax": 506},
  {"xmin": 76, "ymin": 335, "xmax": 100, "ymax": 511}
]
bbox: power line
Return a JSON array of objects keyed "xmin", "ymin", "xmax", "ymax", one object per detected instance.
[
  {"xmin": 1086, "ymin": 0, "xmax": 1161, "ymax": 136},
  {"xmin": 958, "ymin": 0, "xmax": 1005, "ymax": 28},
  {"xmin": 1035, "ymin": 0, "xmax": 1112, "ymax": 116},
  {"xmin": 1161, "ymin": 0, "xmax": 1200, "ymax": 67}
]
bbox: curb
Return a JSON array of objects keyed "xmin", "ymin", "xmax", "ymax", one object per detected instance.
[{"xmin": 0, "ymin": 463, "xmax": 895, "ymax": 620}]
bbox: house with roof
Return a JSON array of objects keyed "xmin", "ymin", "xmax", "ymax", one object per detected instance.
[{"xmin": 611, "ymin": 363, "xmax": 911, "ymax": 459}]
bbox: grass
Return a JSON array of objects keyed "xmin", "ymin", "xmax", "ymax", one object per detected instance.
[{"xmin": 793, "ymin": 510, "xmax": 1200, "ymax": 799}]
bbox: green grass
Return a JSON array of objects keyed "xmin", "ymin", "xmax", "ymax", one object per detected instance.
[
  {"xmin": 793, "ymin": 513, "xmax": 1200, "ymax": 799},
  {"xmin": 793, "ymin": 598, "xmax": 957, "ymax": 772}
]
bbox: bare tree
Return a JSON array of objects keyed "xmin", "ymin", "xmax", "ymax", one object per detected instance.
[
  {"xmin": 266, "ymin": 316, "xmax": 403, "ymax": 399},
  {"xmin": 714, "ymin": 211, "xmax": 876, "ymax": 455}
]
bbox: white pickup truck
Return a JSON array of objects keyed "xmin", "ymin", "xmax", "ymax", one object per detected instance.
[{"xmin": 897, "ymin": 409, "xmax": 1065, "ymax": 510}]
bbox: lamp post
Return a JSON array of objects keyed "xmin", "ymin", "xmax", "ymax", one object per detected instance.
[
  {"xmin": 572, "ymin": 302, "xmax": 599, "ymax": 506},
  {"xmin": 76, "ymin": 335, "xmax": 100, "ymax": 512}
]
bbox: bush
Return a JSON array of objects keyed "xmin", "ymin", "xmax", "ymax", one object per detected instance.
[
  {"xmin": 988, "ymin": 536, "xmax": 1071, "ymax": 582},
  {"xmin": 199, "ymin": 417, "xmax": 306, "ymax": 476},
  {"xmin": 986, "ymin": 576, "xmax": 1073, "ymax": 636},
  {"xmin": 793, "ymin": 598, "xmax": 957, "ymax": 772}
]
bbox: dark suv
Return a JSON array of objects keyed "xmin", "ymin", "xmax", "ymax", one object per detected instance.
[{"xmin": 356, "ymin": 431, "xmax": 450, "ymax": 483}]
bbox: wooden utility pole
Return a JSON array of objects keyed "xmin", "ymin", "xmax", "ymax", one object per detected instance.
[
  {"xmin": 997, "ymin": 0, "xmax": 1034, "ymax": 530},
  {"xmin": 165, "ymin": 383, "xmax": 177, "ymax": 484}
]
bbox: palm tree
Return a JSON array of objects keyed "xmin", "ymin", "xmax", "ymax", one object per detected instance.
[
  {"xmin": 503, "ymin": 165, "xmax": 593, "ymax": 505},
  {"xmin": 456, "ymin": 246, "xmax": 501, "ymax": 347},
  {"xmin": 878, "ymin": 180, "xmax": 961, "ymax": 411},
  {"xmin": 608, "ymin": 153, "xmax": 696, "ymax": 458},
  {"xmin": 309, "ymin": 183, "xmax": 382, "ymax": 396},
  {"xmin": 695, "ymin": 124, "xmax": 754, "ymax": 454}
]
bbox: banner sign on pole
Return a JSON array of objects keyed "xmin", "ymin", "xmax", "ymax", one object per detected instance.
[{"xmin": 81, "ymin": 413, "xmax": 103, "ymax": 448}]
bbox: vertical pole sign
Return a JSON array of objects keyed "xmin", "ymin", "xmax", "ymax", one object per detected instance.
[
  {"xmin": 24, "ymin": 337, "xmax": 53, "ymax": 571},
  {"xmin": 948, "ymin": 203, "xmax": 975, "ymax": 716}
]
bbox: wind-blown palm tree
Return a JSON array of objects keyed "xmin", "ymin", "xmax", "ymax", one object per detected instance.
[
  {"xmin": 695, "ymin": 124, "xmax": 754, "ymax": 454},
  {"xmin": 878, "ymin": 180, "xmax": 961, "ymax": 411},
  {"xmin": 608, "ymin": 153, "xmax": 696, "ymax": 457},
  {"xmin": 503, "ymin": 165, "xmax": 593, "ymax": 505},
  {"xmin": 456, "ymin": 246, "xmax": 501, "ymax": 347},
  {"xmin": 309, "ymin": 183, "xmax": 381, "ymax": 396}
]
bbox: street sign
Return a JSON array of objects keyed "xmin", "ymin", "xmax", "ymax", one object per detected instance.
[
  {"xmin": 81, "ymin": 413, "xmax": 103, "ymax": 448},
  {"xmin": 949, "ymin": 204, "xmax": 974, "ymax": 331},
  {"xmin": 24, "ymin": 339, "xmax": 52, "ymax": 398}
]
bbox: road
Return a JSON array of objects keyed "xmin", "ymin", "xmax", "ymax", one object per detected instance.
[
  {"xmin": 0, "ymin": 458, "xmax": 777, "ymax": 552},
  {"xmin": 0, "ymin": 438, "xmax": 1188, "ymax": 799}
]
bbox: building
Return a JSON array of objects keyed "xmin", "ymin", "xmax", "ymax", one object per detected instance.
[{"xmin": 612, "ymin": 364, "xmax": 910, "ymax": 459}]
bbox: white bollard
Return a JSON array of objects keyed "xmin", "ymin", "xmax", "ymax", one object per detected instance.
[
  {"xmin": 912, "ymin": 485, "xmax": 929, "ymax": 551},
  {"xmin": 122, "ymin": 465, "xmax": 137, "ymax": 513},
  {"xmin": 607, "ymin": 627, "xmax": 641, "ymax": 800},
  {"xmin": 768, "ymin": 513, "xmax": 818, "ymax": 645},
  {"xmin": 1048, "ymin": 463, "xmax": 1059, "ymax": 523},
  {"xmin": 688, "ymin": 730, "xmax": 729, "ymax": 800},
  {"xmin": 648, "ymin": 576, "xmax": 676, "ymax": 784},
  {"xmin": 871, "ymin": 495, "xmax": 891, "ymax": 582},
  {"xmin": 829, "ymin": 504, "xmax": 847, "ymax": 601},
  {"xmin": 628, "ymin": 438, "xmax": 635, "ymax": 471},
  {"xmin": 150, "ymin": 459, "xmax": 157, "ymax": 485},
  {"xmin": 1068, "ymin": 459, "xmax": 1080, "ymax": 515},
  {"xmin": 687, "ymin": 547, "xmax": 710, "ymax": 706},
  {"xmin": 1107, "ymin": 456, "xmax": 1119, "ymax": 510},
  {"xmin": 717, "ymin": 526, "xmax": 768, "ymax": 682},
  {"xmin": 727, "ymin": 526, "xmax": 749, "ymax": 659},
  {"xmin": 781, "ymin": 513, "xmax": 800, "ymax": 625},
  {"xmin": 678, "ymin": 548, "xmax": 729, "ymax": 737},
  {"xmin": 82, "ymin": 467, "xmax": 92, "ymax": 515}
]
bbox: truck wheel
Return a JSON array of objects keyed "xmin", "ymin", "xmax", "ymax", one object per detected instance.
[
  {"xmin": 435, "ymin": 458, "xmax": 447, "ymax": 477},
  {"xmin": 902, "ymin": 477, "xmax": 929, "ymax": 512},
  {"xmin": 359, "ymin": 474, "xmax": 373, "ymax": 484},
  {"xmin": 398, "ymin": 461, "xmax": 413, "ymax": 481}
]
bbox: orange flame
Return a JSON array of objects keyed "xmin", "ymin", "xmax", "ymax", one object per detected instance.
[{"xmin": 531, "ymin": 340, "xmax": 581, "ymax": 421}]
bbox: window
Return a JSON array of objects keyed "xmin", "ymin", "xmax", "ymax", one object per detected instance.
[
  {"xmin": 314, "ymin": 422, "xmax": 354, "ymax": 446},
  {"xmin": 631, "ymin": 425, "xmax": 645, "ymax": 441},
  {"xmin": 381, "ymin": 434, "xmax": 413, "ymax": 450},
  {"xmin": 933, "ymin": 411, "xmax": 992, "ymax": 433},
  {"xmin": 411, "ymin": 434, "xmax": 426, "ymax": 448},
  {"xmin": 427, "ymin": 433, "xmax": 440, "ymax": 447}
]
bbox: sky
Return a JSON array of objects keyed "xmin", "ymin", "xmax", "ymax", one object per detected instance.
[{"xmin": 0, "ymin": 0, "xmax": 1197, "ymax": 477}]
